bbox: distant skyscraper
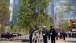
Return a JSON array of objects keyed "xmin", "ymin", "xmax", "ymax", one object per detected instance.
[
  {"xmin": 51, "ymin": 0, "xmax": 54, "ymax": 16},
  {"xmin": 6, "ymin": 0, "xmax": 10, "ymax": 5},
  {"xmin": 11, "ymin": 0, "xmax": 20, "ymax": 26},
  {"xmin": 51, "ymin": 0, "xmax": 54, "ymax": 25}
]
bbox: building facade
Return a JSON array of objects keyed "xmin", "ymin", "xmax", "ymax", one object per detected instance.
[{"xmin": 70, "ymin": 19, "xmax": 76, "ymax": 32}]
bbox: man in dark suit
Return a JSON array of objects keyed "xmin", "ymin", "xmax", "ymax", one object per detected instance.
[
  {"xmin": 29, "ymin": 28, "xmax": 33, "ymax": 43},
  {"xmin": 42, "ymin": 26, "xmax": 48, "ymax": 43},
  {"xmin": 49, "ymin": 26, "xmax": 56, "ymax": 43},
  {"xmin": 63, "ymin": 31, "xmax": 66, "ymax": 40}
]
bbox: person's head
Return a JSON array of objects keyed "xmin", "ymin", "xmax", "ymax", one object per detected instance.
[
  {"xmin": 34, "ymin": 25, "xmax": 37, "ymax": 28},
  {"xmin": 43, "ymin": 26, "xmax": 46, "ymax": 28},
  {"xmin": 34, "ymin": 25, "xmax": 39, "ymax": 30},
  {"xmin": 43, "ymin": 26, "xmax": 46, "ymax": 29},
  {"xmin": 50, "ymin": 26, "xmax": 53, "ymax": 28}
]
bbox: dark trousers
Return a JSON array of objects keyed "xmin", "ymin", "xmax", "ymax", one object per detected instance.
[
  {"xmin": 30, "ymin": 37, "xmax": 32, "ymax": 43},
  {"xmin": 63, "ymin": 36, "xmax": 65, "ymax": 40},
  {"xmin": 43, "ymin": 36, "xmax": 47, "ymax": 43},
  {"xmin": 51, "ymin": 37, "xmax": 55, "ymax": 43}
]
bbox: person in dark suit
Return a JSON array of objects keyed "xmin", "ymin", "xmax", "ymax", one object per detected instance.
[
  {"xmin": 6, "ymin": 32, "xmax": 10, "ymax": 39},
  {"xmin": 42, "ymin": 26, "xmax": 48, "ymax": 43},
  {"xmin": 29, "ymin": 28, "xmax": 33, "ymax": 43},
  {"xmin": 63, "ymin": 31, "xmax": 66, "ymax": 40},
  {"xmin": 49, "ymin": 26, "xmax": 56, "ymax": 43},
  {"xmin": 60, "ymin": 32, "xmax": 63, "ymax": 39}
]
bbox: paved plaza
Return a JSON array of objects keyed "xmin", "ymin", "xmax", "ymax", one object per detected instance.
[
  {"xmin": 0, "ymin": 35, "xmax": 76, "ymax": 43},
  {"xmin": 0, "ymin": 38, "xmax": 76, "ymax": 43}
]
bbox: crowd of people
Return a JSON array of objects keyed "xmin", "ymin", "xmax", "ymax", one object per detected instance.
[
  {"xmin": 66, "ymin": 32, "xmax": 76, "ymax": 38},
  {"xmin": 29, "ymin": 25, "xmax": 58, "ymax": 43},
  {"xmin": 1, "ymin": 32, "xmax": 22, "ymax": 40},
  {"xmin": 30, "ymin": 26, "xmax": 76, "ymax": 43}
]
